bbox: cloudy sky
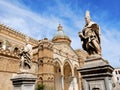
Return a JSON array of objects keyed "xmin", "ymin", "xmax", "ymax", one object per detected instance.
[{"xmin": 0, "ymin": 0, "xmax": 120, "ymax": 68}]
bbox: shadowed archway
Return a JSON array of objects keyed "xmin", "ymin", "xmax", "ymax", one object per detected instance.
[
  {"xmin": 64, "ymin": 62, "xmax": 72, "ymax": 90},
  {"xmin": 54, "ymin": 61, "xmax": 62, "ymax": 90}
]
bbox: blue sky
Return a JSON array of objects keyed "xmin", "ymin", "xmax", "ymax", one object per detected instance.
[{"xmin": 0, "ymin": 0, "xmax": 120, "ymax": 68}]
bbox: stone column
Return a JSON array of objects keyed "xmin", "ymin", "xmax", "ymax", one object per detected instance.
[
  {"xmin": 72, "ymin": 77, "xmax": 75, "ymax": 90},
  {"xmin": 11, "ymin": 73, "xmax": 36, "ymax": 90},
  {"xmin": 61, "ymin": 75, "xmax": 64, "ymax": 90}
]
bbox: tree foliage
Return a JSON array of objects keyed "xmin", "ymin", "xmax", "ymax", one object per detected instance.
[{"xmin": 35, "ymin": 83, "xmax": 45, "ymax": 90}]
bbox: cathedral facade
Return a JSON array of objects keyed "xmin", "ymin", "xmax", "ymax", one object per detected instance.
[{"xmin": 0, "ymin": 24, "xmax": 88, "ymax": 90}]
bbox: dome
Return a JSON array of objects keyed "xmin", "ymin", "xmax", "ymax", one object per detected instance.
[{"xmin": 52, "ymin": 24, "xmax": 71, "ymax": 45}]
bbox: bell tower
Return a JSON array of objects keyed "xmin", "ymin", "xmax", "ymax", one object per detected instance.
[{"xmin": 38, "ymin": 38, "xmax": 54, "ymax": 90}]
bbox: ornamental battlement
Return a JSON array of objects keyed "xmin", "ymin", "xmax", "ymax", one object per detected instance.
[{"xmin": 0, "ymin": 23, "xmax": 38, "ymax": 46}]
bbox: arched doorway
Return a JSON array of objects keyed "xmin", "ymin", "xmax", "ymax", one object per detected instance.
[
  {"xmin": 54, "ymin": 61, "xmax": 62, "ymax": 90},
  {"xmin": 64, "ymin": 62, "xmax": 72, "ymax": 90}
]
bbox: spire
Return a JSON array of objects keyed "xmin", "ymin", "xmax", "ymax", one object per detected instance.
[{"xmin": 58, "ymin": 24, "xmax": 62, "ymax": 31}]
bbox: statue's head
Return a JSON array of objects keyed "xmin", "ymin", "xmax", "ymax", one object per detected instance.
[{"xmin": 85, "ymin": 10, "xmax": 91, "ymax": 24}]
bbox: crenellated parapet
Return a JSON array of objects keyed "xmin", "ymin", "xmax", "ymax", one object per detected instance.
[{"xmin": 0, "ymin": 23, "xmax": 38, "ymax": 46}]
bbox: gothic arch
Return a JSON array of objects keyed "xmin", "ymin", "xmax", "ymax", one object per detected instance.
[
  {"xmin": 63, "ymin": 59, "xmax": 74, "ymax": 76},
  {"xmin": 63, "ymin": 59, "xmax": 73, "ymax": 69},
  {"xmin": 53, "ymin": 58, "xmax": 62, "ymax": 66},
  {"xmin": 63, "ymin": 59, "xmax": 73, "ymax": 90},
  {"xmin": 74, "ymin": 64, "xmax": 79, "ymax": 69},
  {"xmin": 13, "ymin": 47, "xmax": 20, "ymax": 54},
  {"xmin": 54, "ymin": 58, "xmax": 62, "ymax": 90},
  {"xmin": 74, "ymin": 65, "xmax": 79, "ymax": 77}
]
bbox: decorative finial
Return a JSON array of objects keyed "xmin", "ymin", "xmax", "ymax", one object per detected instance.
[
  {"xmin": 85, "ymin": 10, "xmax": 91, "ymax": 19},
  {"xmin": 58, "ymin": 24, "xmax": 62, "ymax": 31}
]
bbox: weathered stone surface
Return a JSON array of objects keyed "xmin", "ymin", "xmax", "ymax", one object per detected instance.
[
  {"xmin": 0, "ymin": 23, "xmax": 84, "ymax": 90},
  {"xmin": 78, "ymin": 57, "xmax": 114, "ymax": 90},
  {"xmin": 82, "ymin": 57, "xmax": 108, "ymax": 69},
  {"xmin": 11, "ymin": 73, "xmax": 36, "ymax": 90},
  {"xmin": 113, "ymin": 84, "xmax": 120, "ymax": 90},
  {"xmin": 0, "ymin": 72, "xmax": 13, "ymax": 90}
]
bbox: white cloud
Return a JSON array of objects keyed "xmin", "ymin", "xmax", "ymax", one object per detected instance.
[
  {"xmin": 0, "ymin": 0, "xmax": 120, "ymax": 68},
  {"xmin": 101, "ymin": 28, "xmax": 120, "ymax": 67},
  {"xmin": 0, "ymin": 0, "xmax": 62, "ymax": 39}
]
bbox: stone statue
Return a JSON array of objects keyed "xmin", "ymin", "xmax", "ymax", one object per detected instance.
[
  {"xmin": 19, "ymin": 36, "xmax": 33, "ymax": 71},
  {"xmin": 79, "ymin": 10, "xmax": 101, "ymax": 55}
]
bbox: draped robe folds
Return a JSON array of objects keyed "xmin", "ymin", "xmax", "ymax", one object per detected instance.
[{"xmin": 79, "ymin": 21, "xmax": 101, "ymax": 55}]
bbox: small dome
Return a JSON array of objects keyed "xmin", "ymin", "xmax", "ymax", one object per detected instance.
[{"xmin": 52, "ymin": 24, "xmax": 71, "ymax": 45}]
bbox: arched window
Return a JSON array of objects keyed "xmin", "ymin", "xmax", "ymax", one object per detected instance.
[
  {"xmin": 39, "ymin": 77, "xmax": 43, "ymax": 81},
  {"xmin": 118, "ymin": 70, "xmax": 120, "ymax": 74},
  {"xmin": 6, "ymin": 40, "xmax": 11, "ymax": 50},
  {"xmin": 117, "ymin": 77, "xmax": 119, "ymax": 80},
  {"xmin": 0, "ymin": 42, "xmax": 2, "ymax": 48},
  {"xmin": 2, "ymin": 40, "xmax": 11, "ymax": 50},
  {"xmin": 13, "ymin": 47, "xmax": 20, "ymax": 54},
  {"xmin": 0, "ymin": 39, "xmax": 3, "ymax": 48}
]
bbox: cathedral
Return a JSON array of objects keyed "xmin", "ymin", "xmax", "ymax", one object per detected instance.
[{"xmin": 0, "ymin": 23, "xmax": 88, "ymax": 90}]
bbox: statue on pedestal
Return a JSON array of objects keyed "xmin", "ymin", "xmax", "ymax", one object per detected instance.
[
  {"xmin": 79, "ymin": 10, "xmax": 101, "ymax": 55},
  {"xmin": 78, "ymin": 11, "xmax": 114, "ymax": 90},
  {"xmin": 11, "ymin": 37, "xmax": 36, "ymax": 90},
  {"xmin": 19, "ymin": 36, "xmax": 33, "ymax": 71}
]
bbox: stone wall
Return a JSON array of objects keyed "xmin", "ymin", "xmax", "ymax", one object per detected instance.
[
  {"xmin": 0, "ymin": 47, "xmax": 38, "ymax": 90},
  {"xmin": 0, "ymin": 53, "xmax": 19, "ymax": 90},
  {"xmin": 0, "ymin": 24, "xmax": 87, "ymax": 90}
]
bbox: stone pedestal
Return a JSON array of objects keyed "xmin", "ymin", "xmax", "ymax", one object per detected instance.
[
  {"xmin": 11, "ymin": 72, "xmax": 36, "ymax": 90},
  {"xmin": 77, "ymin": 56, "xmax": 114, "ymax": 90}
]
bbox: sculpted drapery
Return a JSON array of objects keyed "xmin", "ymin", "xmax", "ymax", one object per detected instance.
[
  {"xmin": 19, "ymin": 36, "xmax": 33, "ymax": 71},
  {"xmin": 79, "ymin": 11, "xmax": 101, "ymax": 55}
]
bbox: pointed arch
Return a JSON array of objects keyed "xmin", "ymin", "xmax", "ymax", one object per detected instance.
[
  {"xmin": 74, "ymin": 64, "xmax": 79, "ymax": 69},
  {"xmin": 54, "ymin": 58, "xmax": 62, "ymax": 90},
  {"xmin": 53, "ymin": 58, "xmax": 62, "ymax": 66},
  {"xmin": 63, "ymin": 59, "xmax": 74, "ymax": 90},
  {"xmin": 53, "ymin": 58, "xmax": 62, "ymax": 75},
  {"xmin": 63, "ymin": 59, "xmax": 73, "ymax": 69}
]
